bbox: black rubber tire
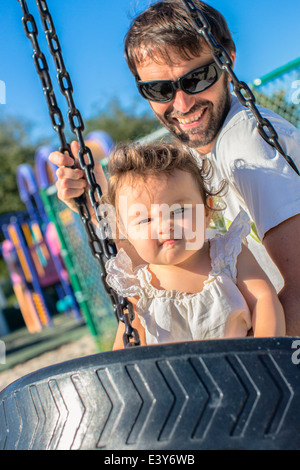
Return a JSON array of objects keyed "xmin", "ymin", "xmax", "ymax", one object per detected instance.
[{"xmin": 0, "ymin": 337, "xmax": 299, "ymax": 450}]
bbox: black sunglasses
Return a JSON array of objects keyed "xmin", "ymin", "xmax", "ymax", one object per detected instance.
[{"xmin": 136, "ymin": 61, "xmax": 223, "ymax": 103}]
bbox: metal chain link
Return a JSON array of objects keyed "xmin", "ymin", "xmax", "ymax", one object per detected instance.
[
  {"xmin": 18, "ymin": 0, "xmax": 140, "ymax": 347},
  {"xmin": 181, "ymin": 0, "xmax": 300, "ymax": 176}
]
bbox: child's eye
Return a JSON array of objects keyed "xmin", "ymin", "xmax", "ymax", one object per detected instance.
[
  {"xmin": 173, "ymin": 207, "xmax": 185, "ymax": 215},
  {"xmin": 139, "ymin": 217, "xmax": 152, "ymax": 225},
  {"xmin": 172, "ymin": 207, "xmax": 191, "ymax": 217}
]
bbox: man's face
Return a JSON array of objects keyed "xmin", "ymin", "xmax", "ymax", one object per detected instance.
[{"xmin": 136, "ymin": 46, "xmax": 233, "ymax": 155}]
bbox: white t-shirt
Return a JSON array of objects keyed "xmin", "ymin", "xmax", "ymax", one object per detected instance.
[{"xmin": 206, "ymin": 95, "xmax": 300, "ymax": 291}]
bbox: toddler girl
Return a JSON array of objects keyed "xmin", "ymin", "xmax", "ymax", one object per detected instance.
[{"xmin": 102, "ymin": 141, "xmax": 285, "ymax": 348}]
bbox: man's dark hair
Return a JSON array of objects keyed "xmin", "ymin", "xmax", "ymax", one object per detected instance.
[{"xmin": 124, "ymin": 0, "xmax": 236, "ymax": 77}]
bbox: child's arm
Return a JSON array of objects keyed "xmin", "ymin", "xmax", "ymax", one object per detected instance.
[
  {"xmin": 113, "ymin": 296, "xmax": 147, "ymax": 349},
  {"xmin": 236, "ymin": 244, "xmax": 286, "ymax": 337}
]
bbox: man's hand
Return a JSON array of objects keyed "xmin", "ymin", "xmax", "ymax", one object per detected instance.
[{"xmin": 49, "ymin": 140, "xmax": 108, "ymax": 223}]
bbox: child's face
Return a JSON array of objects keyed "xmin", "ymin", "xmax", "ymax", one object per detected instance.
[{"xmin": 117, "ymin": 169, "xmax": 211, "ymax": 266}]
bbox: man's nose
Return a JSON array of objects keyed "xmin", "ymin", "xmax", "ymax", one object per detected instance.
[{"xmin": 172, "ymin": 89, "xmax": 196, "ymax": 114}]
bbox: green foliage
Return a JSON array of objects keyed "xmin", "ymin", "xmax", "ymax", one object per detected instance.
[
  {"xmin": 0, "ymin": 100, "xmax": 157, "ymax": 220},
  {"xmin": 0, "ymin": 117, "xmax": 36, "ymax": 217},
  {"xmin": 84, "ymin": 98, "xmax": 160, "ymax": 142}
]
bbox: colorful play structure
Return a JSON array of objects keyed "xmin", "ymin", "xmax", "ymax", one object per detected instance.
[{"xmin": 1, "ymin": 131, "xmax": 117, "ymax": 350}]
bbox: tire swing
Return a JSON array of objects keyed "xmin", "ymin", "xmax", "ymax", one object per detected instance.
[{"xmin": 1, "ymin": 0, "xmax": 299, "ymax": 451}]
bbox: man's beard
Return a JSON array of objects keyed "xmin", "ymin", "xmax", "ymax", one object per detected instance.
[{"xmin": 151, "ymin": 83, "xmax": 231, "ymax": 150}]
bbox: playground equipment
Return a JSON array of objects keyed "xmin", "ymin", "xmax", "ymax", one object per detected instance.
[
  {"xmin": 2, "ymin": 159, "xmax": 83, "ymax": 331},
  {"xmin": 0, "ymin": 279, "xmax": 10, "ymax": 337},
  {"xmin": 2, "ymin": 215, "xmax": 53, "ymax": 329},
  {"xmin": 1, "ymin": 239, "xmax": 42, "ymax": 333},
  {"xmin": 1, "ymin": 337, "xmax": 300, "ymax": 450},
  {"xmin": 18, "ymin": 161, "xmax": 82, "ymax": 320},
  {"xmin": 35, "ymin": 143, "xmax": 117, "ymax": 350},
  {"xmin": 85, "ymin": 130, "xmax": 115, "ymax": 169},
  {"xmin": 1, "ymin": 135, "xmax": 117, "ymax": 346}
]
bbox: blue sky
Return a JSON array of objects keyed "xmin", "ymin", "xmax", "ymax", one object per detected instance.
[{"xmin": 1, "ymin": 0, "xmax": 300, "ymax": 142}]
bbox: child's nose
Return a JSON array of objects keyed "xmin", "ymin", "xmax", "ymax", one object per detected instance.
[{"xmin": 158, "ymin": 216, "xmax": 174, "ymax": 239}]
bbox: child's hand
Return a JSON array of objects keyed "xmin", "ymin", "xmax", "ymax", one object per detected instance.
[{"xmin": 49, "ymin": 141, "xmax": 108, "ymax": 222}]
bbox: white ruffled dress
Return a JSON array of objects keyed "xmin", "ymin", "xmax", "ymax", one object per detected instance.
[{"xmin": 106, "ymin": 210, "xmax": 252, "ymax": 344}]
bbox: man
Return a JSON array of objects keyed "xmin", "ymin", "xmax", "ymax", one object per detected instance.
[{"xmin": 50, "ymin": 0, "xmax": 300, "ymax": 335}]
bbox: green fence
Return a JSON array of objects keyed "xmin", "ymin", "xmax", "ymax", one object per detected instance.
[
  {"xmin": 40, "ymin": 186, "xmax": 117, "ymax": 351},
  {"xmin": 251, "ymin": 56, "xmax": 300, "ymax": 128}
]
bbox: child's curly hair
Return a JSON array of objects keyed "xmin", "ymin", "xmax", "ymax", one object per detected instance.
[{"xmin": 102, "ymin": 141, "xmax": 227, "ymax": 216}]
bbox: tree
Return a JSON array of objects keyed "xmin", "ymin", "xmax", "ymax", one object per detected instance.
[
  {"xmin": 84, "ymin": 98, "xmax": 160, "ymax": 143},
  {"xmin": 0, "ymin": 100, "xmax": 159, "ymax": 221},
  {"xmin": 0, "ymin": 117, "xmax": 37, "ymax": 218}
]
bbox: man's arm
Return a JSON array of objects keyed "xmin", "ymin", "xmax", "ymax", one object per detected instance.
[
  {"xmin": 263, "ymin": 214, "xmax": 300, "ymax": 336},
  {"xmin": 237, "ymin": 245, "xmax": 285, "ymax": 337}
]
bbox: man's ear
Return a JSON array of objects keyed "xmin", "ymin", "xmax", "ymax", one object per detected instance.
[
  {"xmin": 228, "ymin": 51, "xmax": 236, "ymax": 85},
  {"xmin": 230, "ymin": 50, "xmax": 236, "ymax": 68},
  {"xmin": 225, "ymin": 50, "xmax": 236, "ymax": 89}
]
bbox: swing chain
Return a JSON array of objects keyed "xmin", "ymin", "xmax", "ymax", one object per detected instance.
[
  {"xmin": 18, "ymin": 0, "xmax": 140, "ymax": 348},
  {"xmin": 181, "ymin": 0, "xmax": 300, "ymax": 176}
]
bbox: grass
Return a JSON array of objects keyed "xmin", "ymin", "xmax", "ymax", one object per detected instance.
[{"xmin": 0, "ymin": 313, "xmax": 91, "ymax": 371}]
